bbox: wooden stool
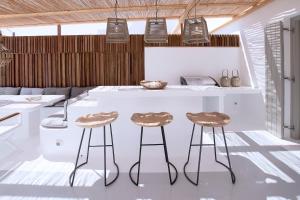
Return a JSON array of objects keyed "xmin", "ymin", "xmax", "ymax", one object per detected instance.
[
  {"xmin": 129, "ymin": 112, "xmax": 178, "ymax": 186},
  {"xmin": 69, "ymin": 112, "xmax": 119, "ymax": 187},
  {"xmin": 184, "ymin": 112, "xmax": 236, "ymax": 185}
]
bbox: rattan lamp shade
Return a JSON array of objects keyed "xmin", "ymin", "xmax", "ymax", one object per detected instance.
[
  {"xmin": 0, "ymin": 35, "xmax": 13, "ymax": 68},
  {"xmin": 144, "ymin": 18, "xmax": 168, "ymax": 43},
  {"xmin": 183, "ymin": 17, "xmax": 210, "ymax": 44},
  {"xmin": 106, "ymin": 18, "xmax": 129, "ymax": 43}
]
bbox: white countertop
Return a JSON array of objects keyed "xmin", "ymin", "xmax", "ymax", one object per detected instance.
[
  {"xmin": 0, "ymin": 95, "xmax": 65, "ymax": 107},
  {"xmin": 89, "ymin": 85, "xmax": 261, "ymax": 98},
  {"xmin": 0, "ymin": 95, "xmax": 65, "ymax": 112}
]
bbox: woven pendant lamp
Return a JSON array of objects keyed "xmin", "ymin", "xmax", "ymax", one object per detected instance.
[
  {"xmin": 182, "ymin": 0, "xmax": 210, "ymax": 44},
  {"xmin": 0, "ymin": 31, "xmax": 13, "ymax": 68},
  {"xmin": 144, "ymin": 0, "xmax": 168, "ymax": 43},
  {"xmin": 106, "ymin": 0, "xmax": 129, "ymax": 43}
]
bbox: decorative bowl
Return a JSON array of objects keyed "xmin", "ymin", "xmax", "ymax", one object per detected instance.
[{"xmin": 140, "ymin": 80, "xmax": 168, "ymax": 90}]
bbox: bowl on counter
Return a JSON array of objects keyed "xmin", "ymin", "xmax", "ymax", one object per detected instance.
[{"xmin": 140, "ymin": 80, "xmax": 168, "ymax": 90}]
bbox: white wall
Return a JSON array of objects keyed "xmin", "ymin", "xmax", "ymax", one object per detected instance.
[
  {"xmin": 215, "ymin": 0, "xmax": 300, "ymax": 88},
  {"xmin": 215, "ymin": 0, "xmax": 300, "ymax": 34},
  {"xmin": 215, "ymin": 0, "xmax": 300, "ymax": 138},
  {"xmin": 145, "ymin": 47, "xmax": 251, "ymax": 86}
]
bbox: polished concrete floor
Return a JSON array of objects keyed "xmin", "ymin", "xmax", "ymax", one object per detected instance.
[{"xmin": 0, "ymin": 131, "xmax": 300, "ymax": 200}]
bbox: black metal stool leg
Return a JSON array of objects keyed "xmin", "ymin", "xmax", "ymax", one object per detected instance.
[
  {"xmin": 196, "ymin": 126, "xmax": 204, "ymax": 185},
  {"xmin": 213, "ymin": 127, "xmax": 236, "ymax": 184},
  {"xmin": 103, "ymin": 124, "xmax": 120, "ymax": 186},
  {"xmin": 212, "ymin": 127, "xmax": 217, "ymax": 162},
  {"xmin": 221, "ymin": 126, "xmax": 236, "ymax": 184},
  {"xmin": 161, "ymin": 126, "xmax": 178, "ymax": 185},
  {"xmin": 129, "ymin": 126, "xmax": 143, "ymax": 186},
  {"xmin": 86, "ymin": 128, "xmax": 92, "ymax": 163},
  {"xmin": 184, "ymin": 125, "xmax": 204, "ymax": 186},
  {"xmin": 103, "ymin": 126, "xmax": 107, "ymax": 186},
  {"xmin": 69, "ymin": 128, "xmax": 86, "ymax": 187},
  {"xmin": 110, "ymin": 124, "xmax": 118, "ymax": 167},
  {"xmin": 184, "ymin": 124, "xmax": 196, "ymax": 185}
]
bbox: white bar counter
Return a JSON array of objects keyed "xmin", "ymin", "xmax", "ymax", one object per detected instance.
[
  {"xmin": 56, "ymin": 86, "xmax": 265, "ymax": 173},
  {"xmin": 89, "ymin": 85, "xmax": 260, "ymax": 97},
  {"xmin": 88, "ymin": 85, "xmax": 261, "ymax": 112}
]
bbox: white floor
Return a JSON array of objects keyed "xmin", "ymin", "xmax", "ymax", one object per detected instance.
[{"xmin": 0, "ymin": 131, "xmax": 300, "ymax": 200}]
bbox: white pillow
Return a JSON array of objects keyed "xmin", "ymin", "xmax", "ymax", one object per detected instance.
[
  {"xmin": 41, "ymin": 117, "xmax": 68, "ymax": 129},
  {"xmin": 20, "ymin": 88, "xmax": 44, "ymax": 95}
]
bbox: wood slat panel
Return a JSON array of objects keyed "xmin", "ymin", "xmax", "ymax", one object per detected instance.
[{"xmin": 1, "ymin": 34, "xmax": 239, "ymax": 87}]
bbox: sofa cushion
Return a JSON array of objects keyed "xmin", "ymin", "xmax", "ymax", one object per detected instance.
[
  {"xmin": 44, "ymin": 87, "xmax": 71, "ymax": 100},
  {"xmin": 20, "ymin": 88, "xmax": 44, "ymax": 95},
  {"xmin": 48, "ymin": 113, "xmax": 65, "ymax": 118},
  {"xmin": 70, "ymin": 87, "xmax": 94, "ymax": 98},
  {"xmin": 0, "ymin": 87, "xmax": 21, "ymax": 95},
  {"xmin": 53, "ymin": 100, "xmax": 65, "ymax": 107}
]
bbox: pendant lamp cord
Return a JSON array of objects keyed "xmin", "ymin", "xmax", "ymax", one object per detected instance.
[
  {"xmin": 115, "ymin": 0, "xmax": 118, "ymax": 19},
  {"xmin": 187, "ymin": 0, "xmax": 200, "ymax": 18},
  {"xmin": 194, "ymin": 0, "xmax": 196, "ymax": 18},
  {"xmin": 0, "ymin": 31, "xmax": 2, "ymax": 44},
  {"xmin": 155, "ymin": 0, "xmax": 159, "ymax": 21}
]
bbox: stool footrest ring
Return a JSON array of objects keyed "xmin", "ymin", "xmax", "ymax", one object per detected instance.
[
  {"xmin": 183, "ymin": 124, "xmax": 236, "ymax": 186},
  {"xmin": 129, "ymin": 160, "xmax": 178, "ymax": 186},
  {"xmin": 215, "ymin": 159, "xmax": 236, "ymax": 183},
  {"xmin": 69, "ymin": 124, "xmax": 119, "ymax": 187},
  {"xmin": 129, "ymin": 125, "xmax": 178, "ymax": 186}
]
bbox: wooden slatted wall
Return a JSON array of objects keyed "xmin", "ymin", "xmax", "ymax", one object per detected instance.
[{"xmin": 0, "ymin": 34, "xmax": 239, "ymax": 87}]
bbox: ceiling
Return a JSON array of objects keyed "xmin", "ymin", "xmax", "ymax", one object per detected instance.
[{"xmin": 0, "ymin": 0, "xmax": 271, "ymax": 30}]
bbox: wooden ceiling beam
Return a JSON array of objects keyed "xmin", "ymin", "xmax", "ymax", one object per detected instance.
[
  {"xmin": 0, "ymin": 4, "xmax": 187, "ymax": 19},
  {"xmin": 0, "ymin": 2, "xmax": 256, "ymax": 20},
  {"xmin": 0, "ymin": 14, "xmax": 235, "ymax": 28}
]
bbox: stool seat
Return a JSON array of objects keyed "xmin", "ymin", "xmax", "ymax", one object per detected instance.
[
  {"xmin": 129, "ymin": 111, "xmax": 178, "ymax": 185},
  {"xmin": 131, "ymin": 112, "xmax": 173, "ymax": 127},
  {"xmin": 75, "ymin": 112, "xmax": 118, "ymax": 128},
  {"xmin": 186, "ymin": 112, "xmax": 230, "ymax": 127}
]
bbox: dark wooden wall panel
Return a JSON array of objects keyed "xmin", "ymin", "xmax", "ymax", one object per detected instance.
[{"xmin": 0, "ymin": 34, "xmax": 239, "ymax": 87}]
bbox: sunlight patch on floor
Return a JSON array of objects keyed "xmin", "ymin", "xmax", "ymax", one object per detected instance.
[
  {"xmin": 267, "ymin": 197, "xmax": 291, "ymax": 200},
  {"xmin": 0, "ymin": 156, "xmax": 104, "ymax": 187},
  {"xmin": 204, "ymin": 131, "xmax": 249, "ymax": 147},
  {"xmin": 200, "ymin": 198, "xmax": 216, "ymax": 200},
  {"xmin": 0, "ymin": 197, "xmax": 88, "ymax": 200},
  {"xmin": 243, "ymin": 131, "xmax": 298, "ymax": 146},
  {"xmin": 270, "ymin": 151, "xmax": 300, "ymax": 175},
  {"xmin": 231, "ymin": 152, "xmax": 294, "ymax": 183}
]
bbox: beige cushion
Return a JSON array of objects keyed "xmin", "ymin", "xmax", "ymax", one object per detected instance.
[
  {"xmin": 20, "ymin": 88, "xmax": 44, "ymax": 95},
  {"xmin": 0, "ymin": 87, "xmax": 20, "ymax": 95},
  {"xmin": 70, "ymin": 87, "xmax": 94, "ymax": 98},
  {"xmin": 44, "ymin": 87, "xmax": 71, "ymax": 100},
  {"xmin": 186, "ymin": 112, "xmax": 230, "ymax": 127},
  {"xmin": 131, "ymin": 112, "xmax": 173, "ymax": 127}
]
